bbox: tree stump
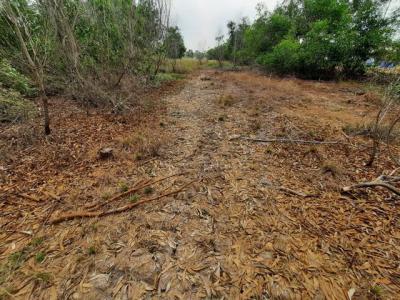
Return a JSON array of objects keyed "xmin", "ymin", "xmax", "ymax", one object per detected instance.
[{"xmin": 98, "ymin": 148, "xmax": 113, "ymax": 160}]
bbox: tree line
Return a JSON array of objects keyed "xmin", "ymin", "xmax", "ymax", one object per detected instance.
[
  {"xmin": 207, "ymin": 0, "xmax": 400, "ymax": 79},
  {"xmin": 0, "ymin": 0, "xmax": 185, "ymax": 134}
]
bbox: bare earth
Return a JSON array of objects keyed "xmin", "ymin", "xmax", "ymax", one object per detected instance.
[{"xmin": 1, "ymin": 70, "xmax": 400, "ymax": 299}]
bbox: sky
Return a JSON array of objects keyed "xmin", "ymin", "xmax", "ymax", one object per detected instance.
[{"xmin": 171, "ymin": 0, "xmax": 280, "ymax": 51}]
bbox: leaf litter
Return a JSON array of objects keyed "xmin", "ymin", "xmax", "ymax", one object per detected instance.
[{"xmin": 0, "ymin": 70, "xmax": 400, "ymax": 299}]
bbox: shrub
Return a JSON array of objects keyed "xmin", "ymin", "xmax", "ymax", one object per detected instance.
[
  {"xmin": 257, "ymin": 38, "xmax": 300, "ymax": 74},
  {"xmin": 0, "ymin": 60, "xmax": 35, "ymax": 96}
]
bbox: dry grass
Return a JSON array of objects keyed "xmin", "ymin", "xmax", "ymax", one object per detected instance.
[
  {"xmin": 217, "ymin": 94, "xmax": 235, "ymax": 107},
  {"xmin": 118, "ymin": 129, "xmax": 163, "ymax": 160}
]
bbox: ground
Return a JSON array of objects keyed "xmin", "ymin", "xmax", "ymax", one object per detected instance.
[{"xmin": 1, "ymin": 70, "xmax": 400, "ymax": 299}]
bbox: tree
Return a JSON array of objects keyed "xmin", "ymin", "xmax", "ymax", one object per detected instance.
[
  {"xmin": 237, "ymin": 0, "xmax": 398, "ymax": 78},
  {"xmin": 215, "ymin": 31, "xmax": 225, "ymax": 68},
  {"xmin": 2, "ymin": 0, "xmax": 51, "ymax": 134},
  {"xmin": 0, "ymin": 0, "xmax": 173, "ymax": 133},
  {"xmin": 164, "ymin": 26, "xmax": 186, "ymax": 72},
  {"xmin": 185, "ymin": 49, "xmax": 194, "ymax": 58}
]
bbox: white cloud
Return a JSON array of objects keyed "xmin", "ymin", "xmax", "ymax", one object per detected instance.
[{"xmin": 171, "ymin": 0, "xmax": 279, "ymax": 51}]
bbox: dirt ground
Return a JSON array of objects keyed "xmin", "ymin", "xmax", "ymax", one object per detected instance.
[{"xmin": 1, "ymin": 70, "xmax": 400, "ymax": 299}]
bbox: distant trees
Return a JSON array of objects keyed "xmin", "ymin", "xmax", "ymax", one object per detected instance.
[
  {"xmin": 209, "ymin": 0, "xmax": 399, "ymax": 79},
  {"xmin": 195, "ymin": 50, "xmax": 206, "ymax": 64},
  {"xmin": 185, "ymin": 49, "xmax": 194, "ymax": 58},
  {"xmin": 0, "ymin": 0, "xmax": 186, "ymax": 134}
]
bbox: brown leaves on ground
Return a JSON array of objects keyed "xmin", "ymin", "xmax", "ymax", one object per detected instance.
[{"xmin": 1, "ymin": 70, "xmax": 400, "ymax": 299}]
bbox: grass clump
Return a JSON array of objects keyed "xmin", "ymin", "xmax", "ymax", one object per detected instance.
[
  {"xmin": 128, "ymin": 194, "xmax": 140, "ymax": 203},
  {"xmin": 30, "ymin": 237, "xmax": 44, "ymax": 247},
  {"xmin": 118, "ymin": 182, "xmax": 129, "ymax": 193},
  {"xmin": 369, "ymin": 285, "xmax": 384, "ymax": 299},
  {"xmin": 218, "ymin": 94, "xmax": 235, "ymax": 107},
  {"xmin": 33, "ymin": 272, "xmax": 52, "ymax": 284},
  {"xmin": 8, "ymin": 251, "xmax": 26, "ymax": 270},
  {"xmin": 35, "ymin": 252, "xmax": 46, "ymax": 263},
  {"xmin": 144, "ymin": 187, "xmax": 154, "ymax": 195},
  {"xmin": 88, "ymin": 246, "xmax": 97, "ymax": 255},
  {"xmin": 120, "ymin": 131, "xmax": 162, "ymax": 159}
]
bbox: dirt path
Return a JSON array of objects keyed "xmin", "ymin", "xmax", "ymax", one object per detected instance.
[{"xmin": 2, "ymin": 70, "xmax": 399, "ymax": 299}]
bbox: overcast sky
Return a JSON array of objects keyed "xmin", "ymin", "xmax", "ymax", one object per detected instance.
[{"xmin": 171, "ymin": 0, "xmax": 280, "ymax": 51}]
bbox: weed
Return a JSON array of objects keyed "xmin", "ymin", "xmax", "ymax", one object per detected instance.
[
  {"xmin": 90, "ymin": 223, "xmax": 98, "ymax": 232},
  {"xmin": 8, "ymin": 251, "xmax": 26, "ymax": 269},
  {"xmin": 144, "ymin": 187, "xmax": 154, "ymax": 195},
  {"xmin": 118, "ymin": 182, "xmax": 129, "ymax": 193},
  {"xmin": 369, "ymin": 285, "xmax": 384, "ymax": 299},
  {"xmin": 33, "ymin": 272, "xmax": 52, "ymax": 284},
  {"xmin": 88, "ymin": 246, "xmax": 97, "ymax": 255},
  {"xmin": 129, "ymin": 194, "xmax": 140, "ymax": 203},
  {"xmin": 30, "ymin": 237, "xmax": 44, "ymax": 247},
  {"xmin": 101, "ymin": 192, "xmax": 112, "ymax": 200},
  {"xmin": 35, "ymin": 252, "xmax": 46, "ymax": 263}
]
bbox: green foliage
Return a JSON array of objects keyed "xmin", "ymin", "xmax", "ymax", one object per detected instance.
[
  {"xmin": 257, "ymin": 38, "xmax": 300, "ymax": 75},
  {"xmin": 35, "ymin": 252, "xmax": 46, "ymax": 263},
  {"xmin": 219, "ymin": 0, "xmax": 398, "ymax": 78},
  {"xmin": 0, "ymin": 60, "xmax": 35, "ymax": 96},
  {"xmin": 164, "ymin": 27, "xmax": 186, "ymax": 60},
  {"xmin": 128, "ymin": 194, "xmax": 140, "ymax": 203}
]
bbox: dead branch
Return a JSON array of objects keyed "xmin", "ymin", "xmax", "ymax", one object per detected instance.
[
  {"xmin": 49, "ymin": 180, "xmax": 195, "ymax": 224},
  {"xmin": 86, "ymin": 172, "xmax": 188, "ymax": 210},
  {"xmin": 342, "ymin": 174, "xmax": 400, "ymax": 196},
  {"xmin": 231, "ymin": 136, "xmax": 346, "ymax": 145}
]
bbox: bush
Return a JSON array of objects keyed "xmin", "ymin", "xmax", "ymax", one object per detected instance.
[
  {"xmin": 0, "ymin": 87, "xmax": 37, "ymax": 123},
  {"xmin": 0, "ymin": 60, "xmax": 35, "ymax": 96},
  {"xmin": 257, "ymin": 38, "xmax": 300, "ymax": 74}
]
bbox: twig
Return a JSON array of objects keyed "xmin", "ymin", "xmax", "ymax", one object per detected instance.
[
  {"xmin": 49, "ymin": 180, "xmax": 195, "ymax": 224},
  {"xmin": 343, "ymin": 174, "xmax": 400, "ymax": 196},
  {"xmin": 231, "ymin": 136, "xmax": 346, "ymax": 145}
]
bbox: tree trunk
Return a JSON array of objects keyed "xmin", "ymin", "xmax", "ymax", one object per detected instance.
[{"xmin": 42, "ymin": 96, "xmax": 51, "ymax": 135}]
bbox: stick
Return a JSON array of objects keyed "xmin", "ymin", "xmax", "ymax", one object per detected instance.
[
  {"xmin": 86, "ymin": 172, "xmax": 188, "ymax": 210},
  {"xmin": 343, "ymin": 175, "xmax": 400, "ymax": 196},
  {"xmin": 49, "ymin": 180, "xmax": 195, "ymax": 224},
  {"xmin": 240, "ymin": 137, "xmax": 346, "ymax": 145}
]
